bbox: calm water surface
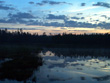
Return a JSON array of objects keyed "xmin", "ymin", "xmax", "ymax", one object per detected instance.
[{"xmin": 0, "ymin": 48, "xmax": 110, "ymax": 83}]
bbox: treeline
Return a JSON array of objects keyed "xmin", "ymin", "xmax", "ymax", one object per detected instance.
[{"xmin": 0, "ymin": 29, "xmax": 110, "ymax": 48}]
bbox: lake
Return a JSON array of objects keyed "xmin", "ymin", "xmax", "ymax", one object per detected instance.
[{"xmin": 0, "ymin": 48, "xmax": 110, "ymax": 83}]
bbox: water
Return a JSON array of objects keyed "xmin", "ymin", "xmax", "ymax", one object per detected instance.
[
  {"xmin": 35, "ymin": 51, "xmax": 110, "ymax": 83},
  {"xmin": 0, "ymin": 48, "xmax": 110, "ymax": 83}
]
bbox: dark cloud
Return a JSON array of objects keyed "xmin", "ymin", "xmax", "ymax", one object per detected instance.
[
  {"xmin": 8, "ymin": 12, "xmax": 36, "ymax": 19},
  {"xmin": 0, "ymin": 1, "xmax": 5, "ymax": 3},
  {"xmin": 27, "ymin": 20, "xmax": 64, "ymax": 27},
  {"xmin": 94, "ymin": 14, "xmax": 98, "ymax": 16},
  {"xmin": 48, "ymin": 1, "xmax": 72, "ymax": 5},
  {"xmin": 71, "ymin": 17, "xmax": 80, "ymax": 20},
  {"xmin": 0, "ymin": 19, "xmax": 7, "ymax": 23},
  {"xmin": 81, "ymin": 17, "xmax": 85, "ymax": 19},
  {"xmin": 0, "ymin": 28, "xmax": 38, "ymax": 30},
  {"xmin": 1, "ymin": 16, "xmax": 110, "ymax": 29},
  {"xmin": 81, "ymin": 3, "xmax": 86, "ymax": 6},
  {"xmin": 47, "ymin": 14, "xmax": 68, "ymax": 20},
  {"xmin": 64, "ymin": 20, "xmax": 97, "ymax": 28},
  {"xmin": 0, "ymin": 12, "xmax": 36, "ymax": 24},
  {"xmin": 29, "ymin": 2, "xmax": 34, "ymax": 4},
  {"xmin": 96, "ymin": 20, "xmax": 99, "ymax": 21},
  {"xmin": 108, "ymin": 17, "xmax": 110, "ymax": 20},
  {"xmin": 93, "ymin": 2, "xmax": 110, "ymax": 8},
  {"xmin": 0, "ymin": 18, "xmax": 28, "ymax": 24},
  {"xmin": 23, "ymin": 13, "xmax": 110, "ymax": 29},
  {"xmin": 36, "ymin": 3, "xmax": 44, "ymax": 6},
  {"xmin": 97, "ymin": 22, "xmax": 110, "ymax": 29},
  {"xmin": 26, "ymin": 20, "xmax": 43, "ymax": 25},
  {"xmin": 28, "ymin": 19, "xmax": 97, "ymax": 28},
  {"xmin": 8, "ymin": 18, "xmax": 28, "ymax": 24},
  {"xmin": 35, "ymin": 0, "xmax": 72, "ymax": 6},
  {"xmin": 0, "ymin": 1, "xmax": 15, "ymax": 10},
  {"xmin": 42, "ymin": 1, "xmax": 48, "ymax": 4},
  {"xmin": 101, "ymin": 15, "xmax": 107, "ymax": 18},
  {"xmin": 71, "ymin": 16, "xmax": 85, "ymax": 20},
  {"xmin": 0, "ymin": 4, "xmax": 15, "ymax": 10},
  {"xmin": 77, "ymin": 13, "xmax": 83, "ymax": 15},
  {"xmin": 44, "ymin": 22, "xmax": 64, "ymax": 27},
  {"xmin": 0, "ymin": 11, "xmax": 110, "ymax": 29}
]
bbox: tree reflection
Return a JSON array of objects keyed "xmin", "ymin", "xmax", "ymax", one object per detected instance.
[
  {"xmin": 0, "ymin": 46, "xmax": 43, "ymax": 81},
  {"xmin": 93, "ymin": 75, "xmax": 110, "ymax": 81},
  {"xmin": 43, "ymin": 48, "xmax": 110, "ymax": 58}
]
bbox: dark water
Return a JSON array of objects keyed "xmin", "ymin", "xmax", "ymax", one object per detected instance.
[{"xmin": 0, "ymin": 48, "xmax": 110, "ymax": 83}]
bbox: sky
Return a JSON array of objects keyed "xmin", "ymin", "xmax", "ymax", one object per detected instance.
[{"xmin": 0, "ymin": 0, "xmax": 110, "ymax": 34}]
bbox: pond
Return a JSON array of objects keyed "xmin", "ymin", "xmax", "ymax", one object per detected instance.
[{"xmin": 0, "ymin": 48, "xmax": 110, "ymax": 83}]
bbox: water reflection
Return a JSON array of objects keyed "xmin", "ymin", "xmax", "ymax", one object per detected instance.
[
  {"xmin": 0, "ymin": 48, "xmax": 110, "ymax": 83},
  {"xmin": 93, "ymin": 75, "xmax": 110, "ymax": 81},
  {"xmin": 0, "ymin": 55, "xmax": 42, "ymax": 83},
  {"xmin": 36, "ymin": 49, "xmax": 110, "ymax": 83},
  {"xmin": 43, "ymin": 48, "xmax": 110, "ymax": 58}
]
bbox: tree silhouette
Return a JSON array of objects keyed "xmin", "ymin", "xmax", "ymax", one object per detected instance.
[{"xmin": 0, "ymin": 28, "xmax": 110, "ymax": 48}]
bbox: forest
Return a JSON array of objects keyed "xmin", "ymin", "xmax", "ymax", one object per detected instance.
[{"xmin": 0, "ymin": 29, "xmax": 110, "ymax": 48}]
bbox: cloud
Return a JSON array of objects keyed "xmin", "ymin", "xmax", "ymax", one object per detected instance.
[
  {"xmin": 27, "ymin": 20, "xmax": 64, "ymax": 27},
  {"xmin": 81, "ymin": 17, "xmax": 85, "ymax": 19},
  {"xmin": 29, "ymin": 2, "xmax": 34, "ymax": 4},
  {"xmin": 0, "ymin": 27, "xmax": 37, "ymax": 30},
  {"xmin": 71, "ymin": 17, "xmax": 80, "ymax": 20},
  {"xmin": 93, "ymin": 2, "xmax": 110, "ymax": 8},
  {"xmin": 81, "ymin": 3, "xmax": 86, "ymax": 6},
  {"xmin": 71, "ymin": 16, "xmax": 85, "ymax": 20},
  {"xmin": 8, "ymin": 12, "xmax": 36, "ymax": 19},
  {"xmin": 97, "ymin": 22, "xmax": 110, "ymax": 29},
  {"xmin": 77, "ymin": 13, "xmax": 83, "ymax": 15},
  {"xmin": 35, "ymin": 2, "xmax": 45, "ymax": 6},
  {"xmin": 101, "ymin": 15, "xmax": 107, "ymax": 18},
  {"xmin": 0, "ymin": 1, "xmax": 15, "ymax": 10},
  {"xmin": 64, "ymin": 20, "xmax": 97, "ymax": 28},
  {"xmin": 68, "ymin": 6, "xmax": 98, "ymax": 12},
  {"xmin": 0, "ymin": 19, "xmax": 7, "ymax": 23},
  {"xmin": 35, "ymin": 0, "xmax": 72, "ymax": 6},
  {"xmin": 0, "ymin": 11, "xmax": 110, "ymax": 29},
  {"xmin": 44, "ymin": 22, "xmax": 64, "ymax": 27},
  {"xmin": 47, "ymin": 1, "xmax": 72, "ymax": 5},
  {"xmin": 1, "ymin": 16, "xmax": 110, "ymax": 29},
  {"xmin": 28, "ymin": 19, "xmax": 97, "ymax": 28},
  {"xmin": 46, "ymin": 14, "xmax": 68, "ymax": 20},
  {"xmin": 8, "ymin": 18, "xmax": 28, "ymax": 24},
  {"xmin": 0, "ymin": 4, "xmax": 15, "ymax": 10},
  {"xmin": 0, "ymin": 1, "xmax": 5, "ymax": 3},
  {"xmin": 0, "ymin": 12, "xmax": 36, "ymax": 24},
  {"xmin": 0, "ymin": 18, "xmax": 28, "ymax": 24}
]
